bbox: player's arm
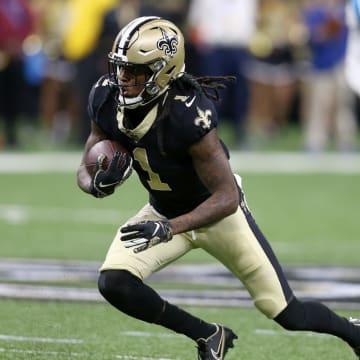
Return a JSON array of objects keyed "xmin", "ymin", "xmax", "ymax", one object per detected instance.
[
  {"xmin": 120, "ymin": 128, "xmax": 239, "ymax": 252},
  {"xmin": 170, "ymin": 128, "xmax": 239, "ymax": 234},
  {"xmin": 76, "ymin": 121, "xmax": 107, "ymax": 194}
]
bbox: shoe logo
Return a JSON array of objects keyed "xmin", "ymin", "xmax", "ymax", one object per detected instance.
[
  {"xmin": 211, "ymin": 349, "xmax": 221, "ymax": 360},
  {"xmin": 99, "ymin": 181, "xmax": 119, "ymax": 188},
  {"xmin": 210, "ymin": 327, "xmax": 224, "ymax": 360},
  {"xmin": 185, "ymin": 96, "xmax": 196, "ymax": 108}
]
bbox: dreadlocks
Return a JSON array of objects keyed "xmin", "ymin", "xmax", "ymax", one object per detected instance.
[
  {"xmin": 153, "ymin": 73, "xmax": 236, "ymax": 156},
  {"xmin": 176, "ymin": 73, "xmax": 237, "ymax": 102}
]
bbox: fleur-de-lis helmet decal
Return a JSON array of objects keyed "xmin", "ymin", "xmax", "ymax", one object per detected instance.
[{"xmin": 157, "ymin": 29, "xmax": 179, "ymax": 57}]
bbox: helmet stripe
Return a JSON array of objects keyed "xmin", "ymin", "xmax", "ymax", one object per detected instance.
[{"xmin": 117, "ymin": 16, "xmax": 160, "ymax": 57}]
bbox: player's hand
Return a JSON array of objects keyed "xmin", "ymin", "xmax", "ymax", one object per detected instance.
[
  {"xmin": 90, "ymin": 152, "xmax": 132, "ymax": 198},
  {"xmin": 120, "ymin": 220, "xmax": 173, "ymax": 253}
]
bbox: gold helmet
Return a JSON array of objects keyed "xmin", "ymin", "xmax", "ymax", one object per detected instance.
[{"xmin": 108, "ymin": 16, "xmax": 185, "ymax": 108}]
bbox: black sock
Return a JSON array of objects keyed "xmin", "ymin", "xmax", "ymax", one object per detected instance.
[
  {"xmin": 98, "ymin": 270, "xmax": 215, "ymax": 340},
  {"xmin": 155, "ymin": 301, "xmax": 216, "ymax": 341},
  {"xmin": 275, "ymin": 297, "xmax": 360, "ymax": 349}
]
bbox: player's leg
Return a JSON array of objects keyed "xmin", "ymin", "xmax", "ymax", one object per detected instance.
[
  {"xmin": 195, "ymin": 182, "xmax": 360, "ymax": 353},
  {"xmin": 274, "ymin": 296, "xmax": 360, "ymax": 349},
  {"xmin": 98, "ymin": 269, "xmax": 218, "ymax": 340},
  {"xmin": 99, "ymin": 267, "xmax": 238, "ymax": 359},
  {"xmin": 98, "ymin": 204, "xmax": 220, "ymax": 342},
  {"xmin": 237, "ymin": 200, "xmax": 360, "ymax": 349}
]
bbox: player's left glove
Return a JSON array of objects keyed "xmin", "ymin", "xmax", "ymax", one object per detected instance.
[{"xmin": 120, "ymin": 220, "xmax": 173, "ymax": 253}]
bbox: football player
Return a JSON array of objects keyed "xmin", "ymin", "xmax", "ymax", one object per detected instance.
[{"xmin": 77, "ymin": 16, "xmax": 360, "ymax": 359}]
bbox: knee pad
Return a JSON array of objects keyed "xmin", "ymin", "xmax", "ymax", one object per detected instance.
[
  {"xmin": 98, "ymin": 269, "xmax": 165, "ymax": 323},
  {"xmin": 98, "ymin": 269, "xmax": 142, "ymax": 306}
]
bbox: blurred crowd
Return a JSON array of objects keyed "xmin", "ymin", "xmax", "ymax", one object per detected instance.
[{"xmin": 0, "ymin": 0, "xmax": 359, "ymax": 152}]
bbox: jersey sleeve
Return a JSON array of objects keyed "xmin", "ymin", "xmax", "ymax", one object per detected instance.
[
  {"xmin": 87, "ymin": 75, "xmax": 113, "ymax": 122},
  {"xmin": 171, "ymin": 92, "xmax": 218, "ymax": 146}
]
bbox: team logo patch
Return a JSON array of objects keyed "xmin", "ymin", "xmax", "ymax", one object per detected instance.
[
  {"xmin": 194, "ymin": 107, "xmax": 212, "ymax": 129},
  {"xmin": 157, "ymin": 29, "xmax": 178, "ymax": 57}
]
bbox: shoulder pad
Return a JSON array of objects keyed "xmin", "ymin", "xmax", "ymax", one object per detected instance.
[
  {"xmin": 87, "ymin": 75, "xmax": 114, "ymax": 120},
  {"xmin": 171, "ymin": 91, "xmax": 218, "ymax": 145}
]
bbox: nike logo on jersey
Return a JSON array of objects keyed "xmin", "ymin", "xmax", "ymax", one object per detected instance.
[
  {"xmin": 174, "ymin": 95, "xmax": 196, "ymax": 108},
  {"xmin": 185, "ymin": 95, "xmax": 196, "ymax": 107}
]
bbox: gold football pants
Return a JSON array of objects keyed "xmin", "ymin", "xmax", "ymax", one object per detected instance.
[{"xmin": 100, "ymin": 184, "xmax": 293, "ymax": 319}]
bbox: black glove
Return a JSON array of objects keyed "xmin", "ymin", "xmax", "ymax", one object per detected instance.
[
  {"xmin": 90, "ymin": 152, "xmax": 132, "ymax": 198},
  {"xmin": 120, "ymin": 220, "xmax": 173, "ymax": 253}
]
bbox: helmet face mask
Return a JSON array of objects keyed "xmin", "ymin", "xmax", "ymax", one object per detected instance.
[
  {"xmin": 108, "ymin": 16, "xmax": 185, "ymax": 109},
  {"xmin": 108, "ymin": 56, "xmax": 162, "ymax": 108}
]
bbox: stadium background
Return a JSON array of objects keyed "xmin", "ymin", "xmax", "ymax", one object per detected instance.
[{"xmin": 1, "ymin": 1, "xmax": 360, "ymax": 359}]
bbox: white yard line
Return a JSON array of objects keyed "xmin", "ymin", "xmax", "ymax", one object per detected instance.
[
  {"xmin": 0, "ymin": 283, "xmax": 103, "ymax": 302},
  {"xmin": 120, "ymin": 331, "xmax": 178, "ymax": 338},
  {"xmin": 0, "ymin": 204, "xmax": 132, "ymax": 225},
  {"xmin": 115, "ymin": 356, "xmax": 176, "ymax": 360},
  {"xmin": 0, "ymin": 334, "xmax": 176, "ymax": 359},
  {"xmin": 230, "ymin": 151, "xmax": 360, "ymax": 173},
  {"xmin": 0, "ymin": 152, "xmax": 81, "ymax": 173},
  {"xmin": 0, "ymin": 347, "xmax": 176, "ymax": 360},
  {"xmin": 0, "ymin": 348, "xmax": 86, "ymax": 357},
  {"xmin": 255, "ymin": 329, "xmax": 329, "ymax": 338},
  {"xmin": 1, "ymin": 151, "xmax": 360, "ymax": 173},
  {"xmin": 0, "ymin": 334, "xmax": 82, "ymax": 343}
]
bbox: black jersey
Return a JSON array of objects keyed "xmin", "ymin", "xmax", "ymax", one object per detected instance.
[{"xmin": 88, "ymin": 74, "xmax": 229, "ymax": 218}]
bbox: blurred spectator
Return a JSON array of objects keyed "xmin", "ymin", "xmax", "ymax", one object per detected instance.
[
  {"xmin": 244, "ymin": 0, "xmax": 306, "ymax": 148},
  {"xmin": 300, "ymin": 0, "xmax": 358, "ymax": 152},
  {"xmin": 39, "ymin": 0, "xmax": 140, "ymax": 146},
  {"xmin": 139, "ymin": 0, "xmax": 189, "ymax": 26},
  {"xmin": 0, "ymin": 0, "xmax": 35, "ymax": 148},
  {"xmin": 60, "ymin": 0, "xmax": 120, "ymax": 144},
  {"xmin": 345, "ymin": 0, "xmax": 360, "ymax": 96},
  {"xmin": 102, "ymin": 0, "xmax": 140, "ymax": 51},
  {"xmin": 138, "ymin": 0, "xmax": 195, "ymax": 72},
  {"xmin": 33, "ymin": 0, "xmax": 126, "ymax": 146},
  {"xmin": 28, "ymin": 0, "xmax": 78, "ymax": 146},
  {"xmin": 187, "ymin": 0, "xmax": 258, "ymax": 145}
]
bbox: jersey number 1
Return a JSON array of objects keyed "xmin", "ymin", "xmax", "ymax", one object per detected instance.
[{"xmin": 133, "ymin": 148, "xmax": 171, "ymax": 191}]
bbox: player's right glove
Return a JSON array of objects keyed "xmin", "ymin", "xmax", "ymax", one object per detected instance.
[
  {"xmin": 90, "ymin": 152, "xmax": 132, "ymax": 198},
  {"xmin": 120, "ymin": 220, "xmax": 173, "ymax": 253}
]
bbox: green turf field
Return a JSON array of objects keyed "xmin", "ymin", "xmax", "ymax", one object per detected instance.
[
  {"xmin": 1, "ymin": 154, "xmax": 360, "ymax": 359},
  {"xmin": 0, "ymin": 299, "xmax": 359, "ymax": 360},
  {"xmin": 1, "ymin": 171, "xmax": 359, "ymax": 264}
]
